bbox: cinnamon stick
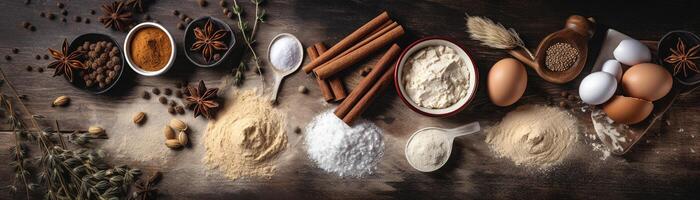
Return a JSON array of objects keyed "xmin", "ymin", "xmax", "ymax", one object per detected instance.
[
  {"xmin": 302, "ymin": 11, "xmax": 390, "ymax": 73},
  {"xmin": 315, "ymin": 43, "xmax": 347, "ymax": 101},
  {"xmin": 342, "ymin": 63, "xmax": 396, "ymax": 124},
  {"xmin": 368, "ymin": 20, "xmax": 394, "ymax": 38},
  {"xmin": 308, "ymin": 45, "xmax": 334, "ymax": 102},
  {"xmin": 335, "ymin": 44, "xmax": 401, "ymax": 118},
  {"xmin": 329, "ymin": 22, "xmax": 399, "ymax": 64},
  {"xmin": 313, "ymin": 25, "xmax": 404, "ymax": 79}
]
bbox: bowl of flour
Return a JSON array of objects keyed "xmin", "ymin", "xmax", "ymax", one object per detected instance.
[{"xmin": 395, "ymin": 37, "xmax": 479, "ymax": 117}]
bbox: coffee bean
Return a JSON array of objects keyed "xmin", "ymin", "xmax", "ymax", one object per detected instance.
[
  {"xmin": 152, "ymin": 88, "xmax": 161, "ymax": 95},
  {"xmin": 168, "ymin": 107, "xmax": 176, "ymax": 115},
  {"xmin": 164, "ymin": 88, "xmax": 173, "ymax": 95},
  {"xmin": 159, "ymin": 96, "xmax": 167, "ymax": 104},
  {"xmin": 26, "ymin": 65, "xmax": 33, "ymax": 71},
  {"xmin": 175, "ymin": 106, "xmax": 185, "ymax": 114},
  {"xmin": 35, "ymin": 55, "xmax": 41, "ymax": 60},
  {"xmin": 169, "ymin": 100, "xmax": 177, "ymax": 107},
  {"xmin": 12, "ymin": 48, "xmax": 19, "ymax": 54},
  {"xmin": 142, "ymin": 91, "xmax": 151, "ymax": 99}
]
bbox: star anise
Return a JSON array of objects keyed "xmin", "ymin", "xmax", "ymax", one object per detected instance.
[
  {"xmin": 664, "ymin": 38, "xmax": 700, "ymax": 77},
  {"xmin": 99, "ymin": 1, "xmax": 133, "ymax": 31},
  {"xmin": 47, "ymin": 39, "xmax": 85, "ymax": 82},
  {"xmin": 185, "ymin": 80, "xmax": 220, "ymax": 119},
  {"xmin": 129, "ymin": 171, "xmax": 161, "ymax": 200},
  {"xmin": 125, "ymin": 0, "xmax": 147, "ymax": 12},
  {"xmin": 190, "ymin": 19, "xmax": 228, "ymax": 64}
]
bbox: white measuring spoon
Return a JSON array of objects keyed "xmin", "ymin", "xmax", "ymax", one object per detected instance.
[
  {"xmin": 267, "ymin": 33, "xmax": 304, "ymax": 103},
  {"xmin": 405, "ymin": 122, "xmax": 481, "ymax": 172}
]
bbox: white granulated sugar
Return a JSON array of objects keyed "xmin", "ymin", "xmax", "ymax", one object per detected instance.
[
  {"xmin": 403, "ymin": 45, "xmax": 469, "ymax": 109},
  {"xmin": 305, "ymin": 110, "xmax": 385, "ymax": 177},
  {"xmin": 269, "ymin": 36, "xmax": 301, "ymax": 71}
]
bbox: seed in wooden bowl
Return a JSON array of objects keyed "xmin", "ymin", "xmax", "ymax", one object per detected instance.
[
  {"xmin": 163, "ymin": 125, "xmax": 176, "ymax": 139},
  {"xmin": 52, "ymin": 96, "xmax": 70, "ymax": 107},
  {"xmin": 165, "ymin": 139, "xmax": 182, "ymax": 149},
  {"xmin": 133, "ymin": 112, "xmax": 146, "ymax": 125}
]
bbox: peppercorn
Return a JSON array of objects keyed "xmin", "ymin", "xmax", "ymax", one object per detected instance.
[
  {"xmin": 142, "ymin": 91, "xmax": 151, "ymax": 99},
  {"xmin": 35, "ymin": 55, "xmax": 41, "ymax": 60},
  {"xmin": 12, "ymin": 48, "xmax": 19, "ymax": 54},
  {"xmin": 198, "ymin": 0, "xmax": 208, "ymax": 7},
  {"xmin": 172, "ymin": 10, "xmax": 180, "ymax": 16},
  {"xmin": 152, "ymin": 88, "xmax": 161, "ymax": 95},
  {"xmin": 177, "ymin": 22, "xmax": 184, "ymax": 30},
  {"xmin": 26, "ymin": 65, "xmax": 33, "ymax": 71},
  {"xmin": 57, "ymin": 2, "xmax": 64, "ymax": 8},
  {"xmin": 159, "ymin": 96, "xmax": 167, "ymax": 104}
]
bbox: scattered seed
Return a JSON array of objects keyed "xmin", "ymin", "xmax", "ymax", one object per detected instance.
[
  {"xmin": 163, "ymin": 125, "xmax": 176, "ymax": 139},
  {"xmin": 177, "ymin": 22, "xmax": 184, "ymax": 30},
  {"xmin": 294, "ymin": 126, "xmax": 301, "ymax": 134},
  {"xmin": 12, "ymin": 48, "xmax": 19, "ymax": 54},
  {"xmin": 179, "ymin": 14, "xmax": 187, "ymax": 21},
  {"xmin": 74, "ymin": 16, "xmax": 82, "ymax": 22},
  {"xmin": 177, "ymin": 131, "xmax": 188, "ymax": 145},
  {"xmin": 52, "ymin": 95, "xmax": 70, "ymax": 107},
  {"xmin": 29, "ymin": 26, "xmax": 36, "ymax": 32},
  {"xmin": 40, "ymin": 12, "xmax": 46, "ymax": 18},
  {"xmin": 22, "ymin": 21, "xmax": 31, "ymax": 28},
  {"xmin": 57, "ymin": 2, "xmax": 64, "ymax": 8},
  {"xmin": 165, "ymin": 139, "xmax": 182, "ymax": 149},
  {"xmin": 35, "ymin": 55, "xmax": 41, "ymax": 60},
  {"xmin": 226, "ymin": 12, "xmax": 234, "ymax": 19},
  {"xmin": 198, "ymin": 0, "xmax": 208, "ymax": 7},
  {"xmin": 142, "ymin": 91, "xmax": 151, "ymax": 99},
  {"xmin": 159, "ymin": 96, "xmax": 167, "ymax": 104},
  {"xmin": 88, "ymin": 126, "xmax": 105, "ymax": 135},
  {"xmin": 43, "ymin": 54, "xmax": 49, "ymax": 60},
  {"xmin": 47, "ymin": 13, "xmax": 56, "ymax": 20},
  {"xmin": 164, "ymin": 88, "xmax": 172, "ymax": 95},
  {"xmin": 172, "ymin": 10, "xmax": 180, "ymax": 16},
  {"xmin": 169, "ymin": 100, "xmax": 177, "ymax": 107},
  {"xmin": 168, "ymin": 107, "xmax": 176, "ymax": 115},
  {"xmin": 4, "ymin": 55, "xmax": 11, "ymax": 61},
  {"xmin": 84, "ymin": 18, "xmax": 90, "ymax": 24},
  {"xmin": 169, "ymin": 118, "xmax": 187, "ymax": 131},
  {"xmin": 298, "ymin": 85, "xmax": 307, "ymax": 94},
  {"xmin": 26, "ymin": 65, "xmax": 33, "ymax": 71},
  {"xmin": 90, "ymin": 9, "xmax": 96, "ymax": 15},
  {"xmin": 133, "ymin": 112, "xmax": 146, "ymax": 125},
  {"xmin": 219, "ymin": 0, "xmax": 227, "ymax": 7},
  {"xmin": 61, "ymin": 9, "xmax": 68, "ymax": 16},
  {"xmin": 61, "ymin": 17, "xmax": 67, "ymax": 23},
  {"xmin": 152, "ymin": 88, "xmax": 161, "ymax": 95},
  {"xmin": 37, "ymin": 67, "xmax": 44, "ymax": 73},
  {"xmin": 175, "ymin": 106, "xmax": 185, "ymax": 114},
  {"xmin": 222, "ymin": 8, "xmax": 230, "ymax": 15}
]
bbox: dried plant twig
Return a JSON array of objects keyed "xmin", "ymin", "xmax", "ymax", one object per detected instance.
[
  {"xmin": 231, "ymin": 0, "xmax": 266, "ymax": 88},
  {"xmin": 465, "ymin": 13, "xmax": 534, "ymax": 60}
]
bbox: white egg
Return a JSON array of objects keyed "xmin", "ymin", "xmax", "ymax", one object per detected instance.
[
  {"xmin": 613, "ymin": 39, "xmax": 651, "ymax": 66},
  {"xmin": 579, "ymin": 72, "xmax": 618, "ymax": 105},
  {"xmin": 601, "ymin": 59, "xmax": 622, "ymax": 81}
]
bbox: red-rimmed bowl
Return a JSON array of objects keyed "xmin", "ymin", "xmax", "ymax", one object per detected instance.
[{"xmin": 394, "ymin": 37, "xmax": 479, "ymax": 117}]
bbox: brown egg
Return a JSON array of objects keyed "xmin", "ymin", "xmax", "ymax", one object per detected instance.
[
  {"xmin": 488, "ymin": 58, "xmax": 527, "ymax": 106},
  {"xmin": 621, "ymin": 63, "xmax": 672, "ymax": 101},
  {"xmin": 602, "ymin": 95, "xmax": 654, "ymax": 125}
]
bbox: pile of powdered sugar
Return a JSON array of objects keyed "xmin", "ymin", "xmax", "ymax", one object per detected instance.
[{"xmin": 304, "ymin": 110, "xmax": 385, "ymax": 177}]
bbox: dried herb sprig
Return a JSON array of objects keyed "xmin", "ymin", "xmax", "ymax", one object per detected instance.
[
  {"xmin": 231, "ymin": 0, "xmax": 266, "ymax": 87},
  {"xmin": 1, "ymin": 94, "xmax": 35, "ymax": 199},
  {"xmin": 465, "ymin": 13, "xmax": 534, "ymax": 60},
  {"xmin": 1, "ymin": 67, "xmax": 141, "ymax": 199}
]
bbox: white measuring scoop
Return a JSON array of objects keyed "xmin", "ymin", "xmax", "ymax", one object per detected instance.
[
  {"xmin": 267, "ymin": 33, "xmax": 303, "ymax": 103},
  {"xmin": 405, "ymin": 122, "xmax": 481, "ymax": 172}
]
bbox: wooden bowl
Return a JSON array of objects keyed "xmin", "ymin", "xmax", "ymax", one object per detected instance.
[
  {"xmin": 68, "ymin": 33, "xmax": 125, "ymax": 94},
  {"xmin": 183, "ymin": 16, "xmax": 235, "ymax": 68}
]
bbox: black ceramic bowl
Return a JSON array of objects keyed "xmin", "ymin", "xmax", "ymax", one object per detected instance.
[
  {"xmin": 183, "ymin": 16, "xmax": 235, "ymax": 67},
  {"xmin": 68, "ymin": 33, "xmax": 125, "ymax": 94},
  {"xmin": 658, "ymin": 30, "xmax": 700, "ymax": 86}
]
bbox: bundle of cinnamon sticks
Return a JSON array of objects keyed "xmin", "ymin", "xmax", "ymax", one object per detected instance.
[{"xmin": 304, "ymin": 11, "xmax": 404, "ymax": 124}]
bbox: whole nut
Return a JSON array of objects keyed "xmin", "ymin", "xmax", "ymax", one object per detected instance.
[
  {"xmin": 52, "ymin": 96, "xmax": 70, "ymax": 107},
  {"xmin": 165, "ymin": 139, "xmax": 182, "ymax": 149},
  {"xmin": 163, "ymin": 125, "xmax": 176, "ymax": 139},
  {"xmin": 133, "ymin": 112, "xmax": 146, "ymax": 125},
  {"xmin": 88, "ymin": 126, "xmax": 104, "ymax": 135},
  {"xmin": 169, "ymin": 118, "xmax": 187, "ymax": 131},
  {"xmin": 177, "ymin": 131, "xmax": 188, "ymax": 146}
]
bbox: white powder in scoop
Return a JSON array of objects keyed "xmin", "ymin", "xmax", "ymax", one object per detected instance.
[
  {"xmin": 403, "ymin": 45, "xmax": 469, "ymax": 109},
  {"xmin": 406, "ymin": 130, "xmax": 450, "ymax": 170},
  {"xmin": 305, "ymin": 110, "xmax": 384, "ymax": 177},
  {"xmin": 269, "ymin": 36, "xmax": 301, "ymax": 71}
]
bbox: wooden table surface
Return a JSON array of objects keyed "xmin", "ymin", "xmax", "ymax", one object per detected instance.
[{"xmin": 1, "ymin": 0, "xmax": 699, "ymax": 199}]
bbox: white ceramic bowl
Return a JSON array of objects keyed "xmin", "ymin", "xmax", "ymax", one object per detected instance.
[
  {"xmin": 124, "ymin": 22, "xmax": 177, "ymax": 76},
  {"xmin": 394, "ymin": 37, "xmax": 479, "ymax": 117}
]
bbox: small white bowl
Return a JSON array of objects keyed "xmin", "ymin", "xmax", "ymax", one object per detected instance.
[
  {"xmin": 395, "ymin": 37, "xmax": 479, "ymax": 117},
  {"xmin": 124, "ymin": 22, "xmax": 177, "ymax": 76}
]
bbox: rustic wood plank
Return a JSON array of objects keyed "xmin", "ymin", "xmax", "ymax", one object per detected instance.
[{"xmin": 1, "ymin": 0, "xmax": 699, "ymax": 199}]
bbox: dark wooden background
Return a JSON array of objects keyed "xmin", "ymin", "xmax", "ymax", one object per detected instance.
[{"xmin": 1, "ymin": 0, "xmax": 699, "ymax": 199}]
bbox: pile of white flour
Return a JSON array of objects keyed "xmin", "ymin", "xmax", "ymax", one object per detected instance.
[
  {"xmin": 402, "ymin": 45, "xmax": 469, "ymax": 109},
  {"xmin": 304, "ymin": 110, "xmax": 385, "ymax": 177}
]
